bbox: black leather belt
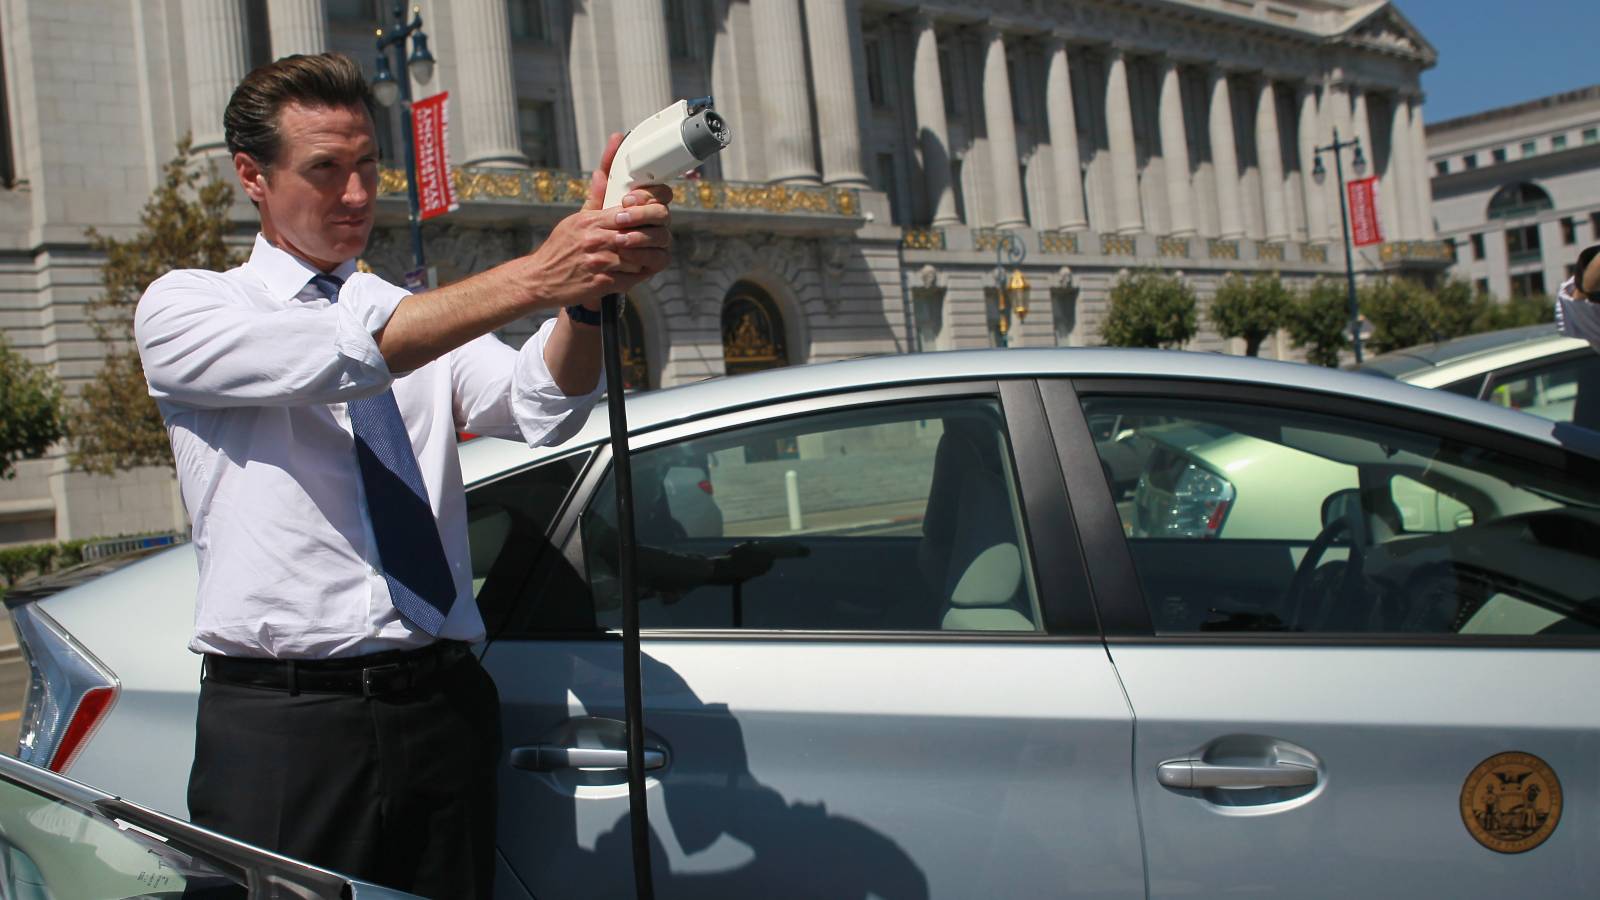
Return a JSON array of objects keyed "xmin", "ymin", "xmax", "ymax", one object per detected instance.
[{"xmin": 203, "ymin": 641, "xmax": 472, "ymax": 697}]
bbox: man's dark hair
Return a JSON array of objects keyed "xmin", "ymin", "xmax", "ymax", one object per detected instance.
[
  {"xmin": 1578, "ymin": 244, "xmax": 1600, "ymax": 295},
  {"xmin": 224, "ymin": 53, "xmax": 375, "ymax": 167}
]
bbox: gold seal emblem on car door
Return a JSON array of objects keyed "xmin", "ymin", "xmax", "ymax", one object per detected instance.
[{"xmin": 1460, "ymin": 752, "xmax": 1563, "ymax": 853}]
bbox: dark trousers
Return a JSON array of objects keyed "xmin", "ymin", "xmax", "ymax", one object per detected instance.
[{"xmin": 188, "ymin": 650, "xmax": 501, "ymax": 900}]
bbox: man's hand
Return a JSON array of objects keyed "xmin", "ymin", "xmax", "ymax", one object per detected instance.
[{"xmin": 525, "ymin": 133, "xmax": 674, "ymax": 311}]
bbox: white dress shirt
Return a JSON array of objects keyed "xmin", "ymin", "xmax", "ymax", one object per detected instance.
[
  {"xmin": 136, "ymin": 234, "xmax": 602, "ymax": 659},
  {"xmin": 1556, "ymin": 276, "xmax": 1600, "ymax": 351}
]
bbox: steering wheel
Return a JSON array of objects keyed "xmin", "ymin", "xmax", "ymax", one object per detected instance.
[{"xmin": 1285, "ymin": 515, "xmax": 1363, "ymax": 631}]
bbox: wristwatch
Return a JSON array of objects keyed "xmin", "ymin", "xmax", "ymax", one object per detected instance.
[{"xmin": 565, "ymin": 303, "xmax": 603, "ymax": 327}]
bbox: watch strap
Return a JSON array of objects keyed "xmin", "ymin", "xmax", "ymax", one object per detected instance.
[{"xmin": 565, "ymin": 303, "xmax": 603, "ymax": 326}]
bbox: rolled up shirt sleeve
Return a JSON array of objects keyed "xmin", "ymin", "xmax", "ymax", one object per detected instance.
[
  {"xmin": 136, "ymin": 269, "xmax": 406, "ymax": 408},
  {"xmin": 450, "ymin": 317, "xmax": 604, "ymax": 447},
  {"xmin": 1555, "ymin": 276, "xmax": 1600, "ymax": 352}
]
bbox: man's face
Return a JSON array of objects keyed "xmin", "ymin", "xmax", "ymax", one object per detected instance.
[{"xmin": 236, "ymin": 102, "xmax": 379, "ymax": 271}]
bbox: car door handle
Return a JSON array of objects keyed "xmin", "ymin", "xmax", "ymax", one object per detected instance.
[
  {"xmin": 1157, "ymin": 759, "xmax": 1317, "ymax": 790},
  {"xmin": 510, "ymin": 744, "xmax": 666, "ymax": 772}
]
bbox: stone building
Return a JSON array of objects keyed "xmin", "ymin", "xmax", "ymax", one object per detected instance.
[
  {"xmin": 1428, "ymin": 85, "xmax": 1600, "ymax": 300},
  {"xmin": 0, "ymin": 0, "xmax": 1448, "ymax": 543}
]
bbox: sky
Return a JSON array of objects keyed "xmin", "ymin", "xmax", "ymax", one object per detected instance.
[{"xmin": 1397, "ymin": 0, "xmax": 1592, "ymax": 124}]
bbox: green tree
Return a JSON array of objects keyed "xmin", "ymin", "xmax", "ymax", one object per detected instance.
[
  {"xmin": 1209, "ymin": 272, "xmax": 1291, "ymax": 357},
  {"xmin": 1361, "ymin": 277, "xmax": 1444, "ymax": 354},
  {"xmin": 1286, "ymin": 278, "xmax": 1352, "ymax": 367},
  {"xmin": 0, "ymin": 337, "xmax": 65, "ymax": 480},
  {"xmin": 1101, "ymin": 269, "xmax": 1198, "ymax": 349},
  {"xmin": 1431, "ymin": 278, "xmax": 1492, "ymax": 339},
  {"xmin": 70, "ymin": 136, "xmax": 242, "ymax": 474},
  {"xmin": 1475, "ymin": 292, "xmax": 1556, "ymax": 331}
]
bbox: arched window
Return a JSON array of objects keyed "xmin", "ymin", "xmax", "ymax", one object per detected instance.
[
  {"xmin": 1487, "ymin": 182, "xmax": 1553, "ymax": 220},
  {"xmin": 620, "ymin": 297, "xmax": 648, "ymax": 391},
  {"xmin": 721, "ymin": 283, "xmax": 789, "ymax": 376}
]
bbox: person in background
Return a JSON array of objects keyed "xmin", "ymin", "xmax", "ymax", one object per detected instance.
[{"xmin": 1556, "ymin": 243, "xmax": 1600, "ymax": 349}]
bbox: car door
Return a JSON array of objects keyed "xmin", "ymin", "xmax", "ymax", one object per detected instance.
[
  {"xmin": 471, "ymin": 381, "xmax": 1144, "ymax": 899},
  {"xmin": 1044, "ymin": 378, "xmax": 1600, "ymax": 897}
]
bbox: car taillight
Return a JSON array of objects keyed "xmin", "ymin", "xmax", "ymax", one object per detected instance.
[
  {"xmin": 11, "ymin": 604, "xmax": 119, "ymax": 774},
  {"xmin": 1134, "ymin": 458, "xmax": 1236, "ymax": 539},
  {"xmin": 697, "ymin": 480, "xmax": 714, "ymax": 495}
]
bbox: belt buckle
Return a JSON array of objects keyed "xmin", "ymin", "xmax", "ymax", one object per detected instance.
[{"xmin": 361, "ymin": 662, "xmax": 406, "ymax": 697}]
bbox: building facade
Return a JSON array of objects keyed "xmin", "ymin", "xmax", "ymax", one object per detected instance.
[
  {"xmin": 0, "ymin": 0, "xmax": 1446, "ymax": 543},
  {"xmin": 1428, "ymin": 85, "xmax": 1600, "ymax": 300}
]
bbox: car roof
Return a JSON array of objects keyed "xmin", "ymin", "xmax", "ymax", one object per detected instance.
[
  {"xmin": 461, "ymin": 347, "xmax": 1600, "ymax": 483},
  {"xmin": 1356, "ymin": 324, "xmax": 1583, "ymax": 383}
]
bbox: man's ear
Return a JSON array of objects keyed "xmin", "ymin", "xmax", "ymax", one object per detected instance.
[{"xmin": 234, "ymin": 151, "xmax": 267, "ymax": 203}]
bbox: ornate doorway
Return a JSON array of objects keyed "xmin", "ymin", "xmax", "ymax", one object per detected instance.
[{"xmin": 721, "ymin": 283, "xmax": 789, "ymax": 376}]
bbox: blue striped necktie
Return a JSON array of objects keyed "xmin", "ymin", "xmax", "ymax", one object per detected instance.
[{"xmin": 310, "ymin": 273, "xmax": 455, "ymax": 636}]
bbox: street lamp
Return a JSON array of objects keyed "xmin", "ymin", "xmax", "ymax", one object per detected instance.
[
  {"xmin": 992, "ymin": 231, "xmax": 1029, "ymax": 347},
  {"xmin": 372, "ymin": 4, "xmax": 437, "ymax": 271},
  {"xmin": 1312, "ymin": 128, "xmax": 1369, "ymax": 362}
]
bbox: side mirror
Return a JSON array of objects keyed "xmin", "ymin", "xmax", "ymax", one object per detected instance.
[{"xmin": 1320, "ymin": 488, "xmax": 1362, "ymax": 529}]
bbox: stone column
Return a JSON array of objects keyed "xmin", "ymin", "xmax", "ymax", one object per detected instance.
[
  {"xmin": 910, "ymin": 14, "xmax": 959, "ymax": 225},
  {"xmin": 1254, "ymin": 77, "xmax": 1289, "ymax": 242},
  {"xmin": 1323, "ymin": 83, "xmax": 1355, "ymax": 239},
  {"xmin": 1296, "ymin": 85, "xmax": 1329, "ymax": 242},
  {"xmin": 1043, "ymin": 38, "xmax": 1087, "ymax": 230},
  {"xmin": 979, "ymin": 26, "xmax": 1027, "ymax": 229},
  {"xmin": 804, "ymin": 0, "xmax": 868, "ymax": 187},
  {"xmin": 1102, "ymin": 49, "xmax": 1143, "ymax": 235},
  {"xmin": 1207, "ymin": 67, "xmax": 1244, "ymax": 239},
  {"xmin": 181, "ymin": 0, "xmax": 250, "ymax": 156},
  {"xmin": 616, "ymin": 0, "xmax": 674, "ymax": 133},
  {"xmin": 267, "ymin": 0, "xmax": 327, "ymax": 57},
  {"xmin": 1387, "ymin": 92, "xmax": 1416, "ymax": 239},
  {"xmin": 1156, "ymin": 58, "xmax": 1193, "ymax": 236},
  {"xmin": 752, "ymin": 0, "xmax": 820, "ymax": 184},
  {"xmin": 1408, "ymin": 95, "xmax": 1434, "ymax": 238},
  {"xmin": 455, "ymin": 0, "xmax": 527, "ymax": 167}
]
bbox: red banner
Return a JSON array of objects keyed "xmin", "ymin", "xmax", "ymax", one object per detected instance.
[
  {"xmin": 411, "ymin": 91, "xmax": 458, "ymax": 221},
  {"xmin": 1347, "ymin": 176, "xmax": 1383, "ymax": 247}
]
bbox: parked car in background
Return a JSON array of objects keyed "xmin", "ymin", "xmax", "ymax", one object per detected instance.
[
  {"xmin": 12, "ymin": 348, "xmax": 1600, "ymax": 898},
  {"xmin": 1359, "ymin": 323, "xmax": 1597, "ymax": 425},
  {"xmin": 0, "ymin": 751, "xmax": 419, "ymax": 898}
]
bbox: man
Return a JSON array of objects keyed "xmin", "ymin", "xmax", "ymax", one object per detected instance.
[
  {"xmin": 1556, "ymin": 243, "xmax": 1600, "ymax": 348},
  {"xmin": 134, "ymin": 53, "xmax": 672, "ymax": 898}
]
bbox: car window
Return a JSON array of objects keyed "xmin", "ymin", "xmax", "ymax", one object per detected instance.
[
  {"xmin": 0, "ymin": 777, "xmax": 245, "ymax": 898},
  {"xmin": 549, "ymin": 398, "xmax": 1041, "ymax": 632},
  {"xmin": 1436, "ymin": 374, "xmax": 1485, "ymax": 398},
  {"xmin": 1485, "ymin": 353, "xmax": 1600, "ymax": 427},
  {"xmin": 466, "ymin": 451, "xmax": 589, "ymax": 596},
  {"xmin": 1084, "ymin": 395, "xmax": 1600, "ymax": 637}
]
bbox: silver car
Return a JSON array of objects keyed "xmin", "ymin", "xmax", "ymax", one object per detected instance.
[
  {"xmin": 12, "ymin": 348, "xmax": 1600, "ymax": 898},
  {"xmin": 1359, "ymin": 323, "xmax": 1596, "ymax": 425}
]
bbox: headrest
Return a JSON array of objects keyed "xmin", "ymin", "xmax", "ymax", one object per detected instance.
[{"xmin": 947, "ymin": 543, "xmax": 1022, "ymax": 608}]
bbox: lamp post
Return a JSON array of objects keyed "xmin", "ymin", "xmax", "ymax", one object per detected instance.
[
  {"xmin": 992, "ymin": 231, "xmax": 1029, "ymax": 347},
  {"xmin": 1311, "ymin": 128, "xmax": 1368, "ymax": 363},
  {"xmin": 371, "ymin": 3, "xmax": 436, "ymax": 272}
]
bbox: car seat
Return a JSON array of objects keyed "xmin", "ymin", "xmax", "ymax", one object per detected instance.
[{"xmin": 918, "ymin": 418, "xmax": 1032, "ymax": 631}]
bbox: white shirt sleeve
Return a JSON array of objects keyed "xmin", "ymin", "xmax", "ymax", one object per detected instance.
[
  {"xmin": 448, "ymin": 317, "xmax": 605, "ymax": 447},
  {"xmin": 1554, "ymin": 276, "xmax": 1600, "ymax": 352},
  {"xmin": 136, "ymin": 269, "xmax": 405, "ymax": 408}
]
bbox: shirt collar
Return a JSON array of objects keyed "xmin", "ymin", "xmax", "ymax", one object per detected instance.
[{"xmin": 244, "ymin": 233, "xmax": 360, "ymax": 303}]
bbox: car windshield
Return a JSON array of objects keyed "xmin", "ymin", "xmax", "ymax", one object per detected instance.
[{"xmin": 0, "ymin": 775, "xmax": 245, "ymax": 899}]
